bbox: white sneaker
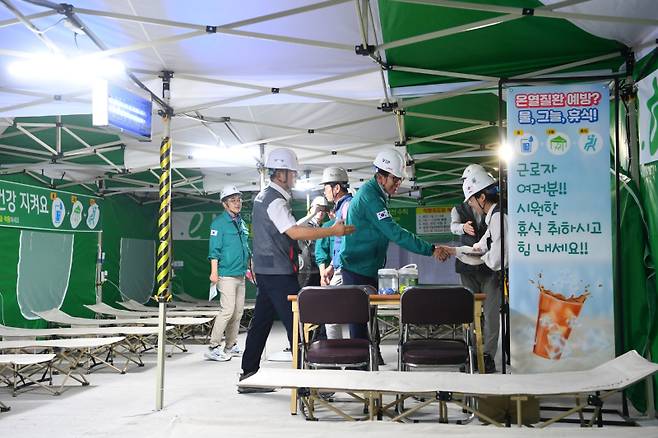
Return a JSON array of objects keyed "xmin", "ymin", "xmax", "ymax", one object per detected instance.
[
  {"xmin": 225, "ymin": 344, "xmax": 242, "ymax": 357},
  {"xmin": 204, "ymin": 347, "xmax": 231, "ymax": 362}
]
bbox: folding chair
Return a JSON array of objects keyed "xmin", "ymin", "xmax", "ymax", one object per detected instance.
[
  {"xmin": 297, "ymin": 285, "xmax": 376, "ymax": 420},
  {"xmin": 396, "ymin": 285, "xmax": 475, "ymax": 422}
]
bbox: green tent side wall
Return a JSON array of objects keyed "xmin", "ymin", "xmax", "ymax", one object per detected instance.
[
  {"xmin": 101, "ymin": 196, "xmax": 159, "ymax": 306},
  {"xmin": 636, "ymin": 53, "xmax": 658, "ymax": 411},
  {"xmin": 613, "ymin": 174, "xmax": 657, "ymax": 413},
  {"xmin": 0, "ymin": 173, "xmax": 98, "ymax": 327}
]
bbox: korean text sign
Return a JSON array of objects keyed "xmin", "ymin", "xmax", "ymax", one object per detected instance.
[
  {"xmin": 0, "ymin": 180, "xmax": 102, "ymax": 232},
  {"xmin": 507, "ymin": 83, "xmax": 614, "ymax": 373}
]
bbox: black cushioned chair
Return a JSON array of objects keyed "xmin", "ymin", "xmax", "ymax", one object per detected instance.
[
  {"xmin": 398, "ymin": 285, "xmax": 474, "ymax": 372},
  {"xmin": 297, "ymin": 285, "xmax": 376, "ymax": 420},
  {"xmin": 298, "ymin": 285, "xmax": 375, "ymax": 371}
]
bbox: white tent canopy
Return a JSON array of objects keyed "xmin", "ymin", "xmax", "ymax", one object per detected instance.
[{"xmin": 0, "ymin": 0, "xmax": 656, "ymax": 197}]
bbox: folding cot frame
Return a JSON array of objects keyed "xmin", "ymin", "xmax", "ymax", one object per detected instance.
[
  {"xmin": 118, "ymin": 299, "xmax": 217, "ymax": 312},
  {"xmin": 0, "ymin": 324, "xmax": 177, "ymax": 364},
  {"xmin": 238, "ymin": 350, "xmax": 658, "ymax": 427},
  {"xmin": 0, "ymin": 338, "xmax": 127, "ymax": 395},
  {"xmin": 86, "ymin": 302, "xmax": 217, "ymax": 318},
  {"xmin": 85, "ymin": 302, "xmax": 218, "ymax": 343},
  {"xmin": 0, "ymin": 353, "xmax": 56, "ymax": 399},
  {"xmin": 118, "ymin": 298, "xmax": 256, "ymax": 333},
  {"xmin": 114, "ymin": 301, "xmax": 216, "ymax": 341},
  {"xmin": 33, "ymin": 309, "xmax": 213, "ymax": 354}
]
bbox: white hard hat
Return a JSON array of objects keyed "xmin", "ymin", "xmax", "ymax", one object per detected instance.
[
  {"xmin": 265, "ymin": 148, "xmax": 299, "ymax": 172},
  {"xmin": 220, "ymin": 185, "xmax": 241, "ymax": 201},
  {"xmin": 373, "ymin": 149, "xmax": 407, "ymax": 178},
  {"xmin": 311, "ymin": 196, "xmax": 328, "ymax": 208},
  {"xmin": 461, "ymin": 164, "xmax": 481, "ymax": 180},
  {"xmin": 462, "ymin": 165, "xmax": 497, "ymax": 201},
  {"xmin": 321, "ymin": 167, "xmax": 349, "ymax": 185}
]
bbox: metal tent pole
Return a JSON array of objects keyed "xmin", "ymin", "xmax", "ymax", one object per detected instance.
[
  {"xmin": 259, "ymin": 144, "xmax": 266, "ymax": 190},
  {"xmin": 497, "ymin": 78, "xmax": 509, "ymax": 374},
  {"xmin": 614, "ymin": 78, "xmax": 631, "ymax": 419},
  {"xmin": 155, "ymin": 71, "xmax": 174, "ymax": 411},
  {"xmin": 95, "ymin": 231, "xmax": 103, "ymax": 306}
]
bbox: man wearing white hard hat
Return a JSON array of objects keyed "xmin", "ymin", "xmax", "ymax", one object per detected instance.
[
  {"xmin": 205, "ymin": 185, "xmax": 251, "ymax": 362},
  {"xmin": 451, "ymin": 164, "xmax": 486, "ymax": 242},
  {"xmin": 297, "ymin": 195, "xmax": 329, "ymax": 289},
  {"xmin": 340, "ymin": 149, "xmax": 444, "ymax": 361},
  {"xmin": 450, "ymin": 165, "xmax": 491, "ymax": 369},
  {"xmin": 320, "ymin": 166, "xmax": 353, "ymax": 339},
  {"xmin": 438, "ymin": 164, "xmax": 508, "ymax": 373},
  {"xmin": 239, "ymin": 148, "xmax": 355, "ymax": 393}
]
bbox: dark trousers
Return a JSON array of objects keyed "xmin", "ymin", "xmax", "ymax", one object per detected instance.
[
  {"xmin": 241, "ymin": 274, "xmax": 300, "ymax": 374},
  {"xmin": 341, "ymin": 268, "xmax": 378, "ymax": 339}
]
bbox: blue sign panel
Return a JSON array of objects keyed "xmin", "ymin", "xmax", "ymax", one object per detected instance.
[
  {"xmin": 107, "ymin": 84, "xmax": 152, "ymax": 140},
  {"xmin": 93, "ymin": 81, "xmax": 152, "ymax": 140}
]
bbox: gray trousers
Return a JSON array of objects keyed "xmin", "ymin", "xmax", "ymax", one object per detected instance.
[{"xmin": 460, "ymin": 271, "xmax": 500, "ymax": 357}]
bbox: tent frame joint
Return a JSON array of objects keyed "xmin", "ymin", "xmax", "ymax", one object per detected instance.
[
  {"xmin": 354, "ymin": 43, "xmax": 375, "ymax": 56},
  {"xmin": 521, "ymin": 8, "xmax": 534, "ymax": 16},
  {"xmin": 205, "ymin": 25, "xmax": 217, "ymax": 33},
  {"xmin": 379, "ymin": 101, "xmax": 398, "ymax": 113}
]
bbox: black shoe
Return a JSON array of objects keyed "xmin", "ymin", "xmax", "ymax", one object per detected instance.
[
  {"xmin": 483, "ymin": 353, "xmax": 496, "ymax": 374},
  {"xmin": 460, "ymin": 361, "xmax": 474, "ymax": 373},
  {"xmin": 237, "ymin": 371, "xmax": 276, "ymax": 394}
]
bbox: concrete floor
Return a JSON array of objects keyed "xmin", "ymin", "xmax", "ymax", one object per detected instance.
[{"xmin": 1, "ymin": 323, "xmax": 657, "ymax": 437}]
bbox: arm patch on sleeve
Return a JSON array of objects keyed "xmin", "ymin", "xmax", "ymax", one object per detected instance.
[
  {"xmin": 376, "ymin": 210, "xmax": 391, "ymax": 220},
  {"xmin": 210, "ymin": 229, "xmax": 218, "ymax": 236}
]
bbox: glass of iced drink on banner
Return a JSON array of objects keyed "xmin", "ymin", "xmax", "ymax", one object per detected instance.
[{"xmin": 532, "ymin": 286, "xmax": 589, "ymax": 360}]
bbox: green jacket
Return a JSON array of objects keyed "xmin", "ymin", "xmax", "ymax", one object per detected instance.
[
  {"xmin": 208, "ymin": 211, "xmax": 251, "ymax": 277},
  {"xmin": 340, "ymin": 177, "xmax": 433, "ymax": 278},
  {"xmin": 314, "ymin": 219, "xmax": 335, "ymax": 266}
]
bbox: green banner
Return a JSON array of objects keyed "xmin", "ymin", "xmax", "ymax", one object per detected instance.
[{"xmin": 0, "ymin": 180, "xmax": 102, "ymax": 232}]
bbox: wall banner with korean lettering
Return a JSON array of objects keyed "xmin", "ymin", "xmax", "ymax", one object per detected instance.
[
  {"xmin": 0, "ymin": 180, "xmax": 102, "ymax": 232},
  {"xmin": 507, "ymin": 83, "xmax": 614, "ymax": 373}
]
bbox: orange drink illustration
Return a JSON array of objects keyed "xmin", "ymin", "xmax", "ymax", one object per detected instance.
[{"xmin": 532, "ymin": 286, "xmax": 588, "ymax": 360}]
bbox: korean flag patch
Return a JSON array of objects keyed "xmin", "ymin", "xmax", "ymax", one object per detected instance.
[
  {"xmin": 376, "ymin": 210, "xmax": 391, "ymax": 220},
  {"xmin": 210, "ymin": 229, "xmax": 218, "ymax": 236}
]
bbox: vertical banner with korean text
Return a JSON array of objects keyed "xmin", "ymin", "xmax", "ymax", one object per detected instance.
[{"xmin": 507, "ymin": 83, "xmax": 614, "ymax": 373}]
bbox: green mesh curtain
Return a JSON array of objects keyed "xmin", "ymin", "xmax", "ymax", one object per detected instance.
[{"xmin": 16, "ymin": 230, "xmax": 74, "ymax": 319}]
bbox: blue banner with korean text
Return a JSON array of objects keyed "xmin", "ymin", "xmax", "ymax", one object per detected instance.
[{"xmin": 507, "ymin": 83, "xmax": 614, "ymax": 373}]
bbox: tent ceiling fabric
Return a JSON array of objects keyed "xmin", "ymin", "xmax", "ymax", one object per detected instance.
[
  {"xmin": 0, "ymin": 0, "xmax": 656, "ymax": 202},
  {"xmin": 377, "ymin": 0, "xmax": 656, "ymax": 203}
]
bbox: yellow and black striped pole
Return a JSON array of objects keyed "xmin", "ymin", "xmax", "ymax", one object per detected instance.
[
  {"xmin": 155, "ymin": 133, "xmax": 172, "ymax": 301},
  {"xmin": 155, "ymin": 71, "xmax": 173, "ymax": 411}
]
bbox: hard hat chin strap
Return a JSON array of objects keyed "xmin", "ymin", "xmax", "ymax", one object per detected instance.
[{"xmin": 476, "ymin": 196, "xmax": 485, "ymax": 212}]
